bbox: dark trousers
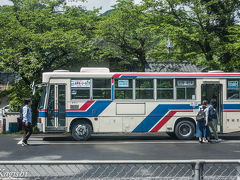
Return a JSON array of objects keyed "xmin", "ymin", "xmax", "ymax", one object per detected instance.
[{"xmin": 23, "ymin": 123, "xmax": 32, "ymax": 143}]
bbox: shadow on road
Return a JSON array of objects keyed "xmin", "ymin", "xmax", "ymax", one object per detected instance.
[
  {"xmin": 42, "ymin": 132, "xmax": 240, "ymax": 142},
  {"xmin": 43, "ymin": 134, "xmax": 175, "ymax": 141}
]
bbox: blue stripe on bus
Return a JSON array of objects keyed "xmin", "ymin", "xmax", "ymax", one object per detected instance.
[
  {"xmin": 132, "ymin": 104, "xmax": 198, "ymax": 133},
  {"xmin": 223, "ymin": 104, "xmax": 240, "ymax": 110},
  {"xmin": 66, "ymin": 101, "xmax": 112, "ymax": 117},
  {"xmin": 39, "ymin": 112, "xmax": 46, "ymax": 117},
  {"xmin": 120, "ymin": 75, "xmax": 138, "ymax": 79},
  {"xmin": 38, "ymin": 111, "xmax": 58, "ymax": 118}
]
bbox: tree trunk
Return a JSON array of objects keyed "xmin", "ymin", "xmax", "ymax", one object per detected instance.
[{"xmin": 138, "ymin": 51, "xmax": 147, "ymax": 72}]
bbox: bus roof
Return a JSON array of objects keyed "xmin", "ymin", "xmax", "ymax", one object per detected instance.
[{"xmin": 42, "ymin": 68, "xmax": 240, "ymax": 83}]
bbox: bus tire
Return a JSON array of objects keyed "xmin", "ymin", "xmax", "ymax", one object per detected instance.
[
  {"xmin": 71, "ymin": 121, "xmax": 92, "ymax": 141},
  {"xmin": 175, "ymin": 120, "xmax": 195, "ymax": 140}
]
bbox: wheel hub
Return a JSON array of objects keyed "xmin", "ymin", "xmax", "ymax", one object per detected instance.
[
  {"xmin": 179, "ymin": 124, "xmax": 191, "ymax": 137},
  {"xmin": 76, "ymin": 125, "xmax": 87, "ymax": 136}
]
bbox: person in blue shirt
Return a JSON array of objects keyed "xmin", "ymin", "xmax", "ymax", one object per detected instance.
[
  {"xmin": 208, "ymin": 99, "xmax": 222, "ymax": 142},
  {"xmin": 22, "ymin": 98, "xmax": 32, "ymax": 146}
]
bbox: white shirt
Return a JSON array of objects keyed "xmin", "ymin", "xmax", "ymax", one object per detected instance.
[
  {"xmin": 199, "ymin": 105, "xmax": 209, "ymax": 124},
  {"xmin": 22, "ymin": 105, "xmax": 32, "ymax": 124}
]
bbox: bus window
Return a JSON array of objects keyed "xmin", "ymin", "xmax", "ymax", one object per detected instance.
[
  {"xmin": 93, "ymin": 79, "xmax": 111, "ymax": 99},
  {"xmin": 71, "ymin": 79, "xmax": 90, "ymax": 99},
  {"xmin": 115, "ymin": 79, "xmax": 133, "ymax": 99},
  {"xmin": 136, "ymin": 79, "xmax": 154, "ymax": 99},
  {"xmin": 157, "ymin": 79, "xmax": 173, "ymax": 99},
  {"xmin": 227, "ymin": 79, "xmax": 240, "ymax": 99},
  {"xmin": 176, "ymin": 79, "xmax": 196, "ymax": 100}
]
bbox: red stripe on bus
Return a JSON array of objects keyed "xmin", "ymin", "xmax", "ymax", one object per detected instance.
[
  {"xmin": 79, "ymin": 100, "xmax": 95, "ymax": 111},
  {"xmin": 112, "ymin": 73, "xmax": 240, "ymax": 77},
  {"xmin": 223, "ymin": 110, "xmax": 240, "ymax": 112},
  {"xmin": 150, "ymin": 110, "xmax": 193, "ymax": 132},
  {"xmin": 66, "ymin": 100, "xmax": 95, "ymax": 112},
  {"xmin": 112, "ymin": 74, "xmax": 122, "ymax": 78}
]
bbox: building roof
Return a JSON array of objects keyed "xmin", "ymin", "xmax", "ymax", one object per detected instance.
[{"xmin": 145, "ymin": 61, "xmax": 204, "ymax": 72}]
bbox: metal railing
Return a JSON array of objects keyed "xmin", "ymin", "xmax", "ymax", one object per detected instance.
[{"xmin": 0, "ymin": 160, "xmax": 239, "ymax": 180}]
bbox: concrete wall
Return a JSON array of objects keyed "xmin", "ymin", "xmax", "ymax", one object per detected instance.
[{"xmin": 5, "ymin": 112, "xmax": 19, "ymax": 132}]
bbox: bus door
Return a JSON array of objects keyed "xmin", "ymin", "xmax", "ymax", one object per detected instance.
[
  {"xmin": 46, "ymin": 84, "xmax": 66, "ymax": 131},
  {"xmin": 201, "ymin": 83, "xmax": 223, "ymax": 132}
]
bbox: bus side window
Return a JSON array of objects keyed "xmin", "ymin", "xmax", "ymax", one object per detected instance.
[
  {"xmin": 136, "ymin": 79, "xmax": 154, "ymax": 99},
  {"xmin": 71, "ymin": 79, "xmax": 90, "ymax": 99},
  {"xmin": 176, "ymin": 79, "xmax": 196, "ymax": 100},
  {"xmin": 157, "ymin": 79, "xmax": 174, "ymax": 99},
  {"xmin": 115, "ymin": 79, "xmax": 133, "ymax": 99},
  {"xmin": 227, "ymin": 79, "xmax": 240, "ymax": 99},
  {"xmin": 93, "ymin": 79, "xmax": 111, "ymax": 99}
]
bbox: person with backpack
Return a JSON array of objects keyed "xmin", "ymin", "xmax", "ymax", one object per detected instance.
[
  {"xmin": 196, "ymin": 100, "xmax": 210, "ymax": 144},
  {"xmin": 208, "ymin": 99, "xmax": 222, "ymax": 142},
  {"xmin": 21, "ymin": 98, "xmax": 33, "ymax": 146}
]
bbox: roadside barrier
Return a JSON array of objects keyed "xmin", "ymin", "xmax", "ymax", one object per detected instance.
[{"xmin": 0, "ymin": 160, "xmax": 239, "ymax": 179}]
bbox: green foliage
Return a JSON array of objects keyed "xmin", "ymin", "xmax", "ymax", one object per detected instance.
[
  {"xmin": 157, "ymin": 79, "xmax": 173, "ymax": 88},
  {"xmin": 225, "ymin": 26, "xmax": 240, "ymax": 71},
  {"xmin": 115, "ymin": 90, "xmax": 132, "ymax": 99},
  {"xmin": 136, "ymin": 79, "xmax": 153, "ymax": 88},
  {"xmin": 7, "ymin": 80, "xmax": 32, "ymax": 111},
  {"xmin": 0, "ymin": 0, "xmax": 99, "ymax": 123},
  {"xmin": 96, "ymin": 0, "xmax": 165, "ymax": 71},
  {"xmin": 32, "ymin": 125, "xmax": 40, "ymax": 134},
  {"xmin": 146, "ymin": 0, "xmax": 240, "ymax": 71}
]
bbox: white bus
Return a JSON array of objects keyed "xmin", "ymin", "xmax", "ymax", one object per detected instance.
[{"xmin": 38, "ymin": 67, "xmax": 240, "ymax": 140}]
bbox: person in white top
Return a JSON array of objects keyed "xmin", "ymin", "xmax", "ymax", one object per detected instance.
[
  {"xmin": 196, "ymin": 100, "xmax": 210, "ymax": 143},
  {"xmin": 22, "ymin": 98, "xmax": 32, "ymax": 146}
]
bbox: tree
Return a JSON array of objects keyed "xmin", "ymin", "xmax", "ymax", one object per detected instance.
[
  {"xmin": 146, "ymin": 0, "xmax": 240, "ymax": 71},
  {"xmin": 226, "ymin": 25, "xmax": 240, "ymax": 71},
  {"xmin": 0, "ymin": 0, "xmax": 99, "ymax": 120},
  {"xmin": 96, "ymin": 0, "xmax": 164, "ymax": 72}
]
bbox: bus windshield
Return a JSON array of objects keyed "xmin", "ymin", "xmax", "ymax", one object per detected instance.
[{"xmin": 40, "ymin": 86, "xmax": 46, "ymax": 109}]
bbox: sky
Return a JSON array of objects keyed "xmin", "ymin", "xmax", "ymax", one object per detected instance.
[{"xmin": 0, "ymin": 0, "xmax": 142, "ymax": 13}]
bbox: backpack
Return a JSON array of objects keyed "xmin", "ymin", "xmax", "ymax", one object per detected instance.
[{"xmin": 196, "ymin": 108, "xmax": 205, "ymax": 121}]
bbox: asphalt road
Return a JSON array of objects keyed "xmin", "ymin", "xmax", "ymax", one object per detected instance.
[{"xmin": 0, "ymin": 133, "xmax": 240, "ymax": 161}]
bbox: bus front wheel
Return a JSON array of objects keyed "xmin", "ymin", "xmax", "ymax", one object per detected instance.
[
  {"xmin": 71, "ymin": 121, "xmax": 92, "ymax": 141},
  {"xmin": 175, "ymin": 120, "xmax": 195, "ymax": 140}
]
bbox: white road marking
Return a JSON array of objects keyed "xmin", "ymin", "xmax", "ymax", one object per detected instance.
[
  {"xmin": 0, "ymin": 151, "xmax": 11, "ymax": 158},
  {"xmin": 15, "ymin": 137, "xmax": 44, "ymax": 141},
  {"xmin": 22, "ymin": 155, "xmax": 62, "ymax": 161}
]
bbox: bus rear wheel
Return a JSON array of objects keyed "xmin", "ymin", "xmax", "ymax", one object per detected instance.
[
  {"xmin": 175, "ymin": 120, "xmax": 195, "ymax": 140},
  {"xmin": 71, "ymin": 121, "xmax": 92, "ymax": 141}
]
